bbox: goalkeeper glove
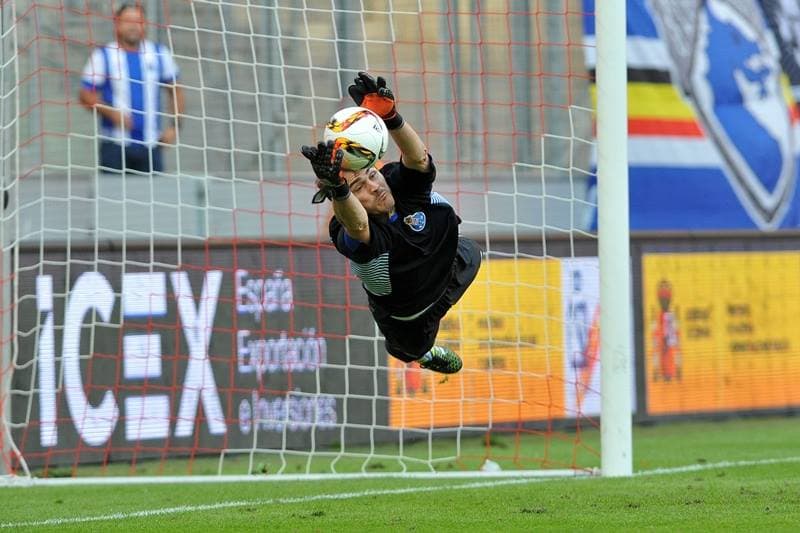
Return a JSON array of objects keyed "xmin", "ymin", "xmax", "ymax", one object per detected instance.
[
  {"xmin": 347, "ymin": 71, "xmax": 404, "ymax": 130},
  {"xmin": 301, "ymin": 141, "xmax": 350, "ymax": 204}
]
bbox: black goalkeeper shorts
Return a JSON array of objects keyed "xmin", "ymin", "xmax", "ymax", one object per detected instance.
[{"xmin": 370, "ymin": 237, "xmax": 482, "ymax": 363}]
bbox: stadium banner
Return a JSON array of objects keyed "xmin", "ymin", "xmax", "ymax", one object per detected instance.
[
  {"xmin": 561, "ymin": 257, "xmax": 602, "ymax": 417},
  {"xmin": 643, "ymin": 251, "xmax": 800, "ymax": 415},
  {"xmin": 388, "ymin": 258, "xmax": 565, "ymax": 429},
  {"xmin": 583, "ymin": 0, "xmax": 800, "ymax": 230},
  {"xmin": 12, "ymin": 244, "xmax": 384, "ymax": 468},
  {"xmin": 560, "ymin": 257, "xmax": 638, "ymax": 418}
]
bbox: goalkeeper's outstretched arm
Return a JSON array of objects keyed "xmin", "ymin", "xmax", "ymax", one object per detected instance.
[
  {"xmin": 332, "ymin": 187, "xmax": 370, "ymax": 244},
  {"xmin": 348, "ymin": 71, "xmax": 430, "ymax": 174},
  {"xmin": 301, "ymin": 141, "xmax": 370, "ymax": 244},
  {"xmin": 391, "ymin": 122, "xmax": 429, "ymax": 173}
]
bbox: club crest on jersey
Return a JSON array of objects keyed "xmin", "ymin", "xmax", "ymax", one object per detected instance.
[
  {"xmin": 651, "ymin": 0, "xmax": 798, "ymax": 229},
  {"xmin": 404, "ymin": 212, "xmax": 426, "ymax": 232}
]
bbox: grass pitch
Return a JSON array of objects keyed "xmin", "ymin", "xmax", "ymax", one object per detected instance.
[{"xmin": 1, "ymin": 416, "xmax": 799, "ymax": 531}]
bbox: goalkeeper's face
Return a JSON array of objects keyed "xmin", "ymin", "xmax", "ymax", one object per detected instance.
[{"xmin": 345, "ymin": 167, "xmax": 395, "ymax": 216}]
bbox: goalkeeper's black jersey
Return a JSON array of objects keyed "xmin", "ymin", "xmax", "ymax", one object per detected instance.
[{"xmin": 329, "ymin": 156, "xmax": 460, "ymax": 317}]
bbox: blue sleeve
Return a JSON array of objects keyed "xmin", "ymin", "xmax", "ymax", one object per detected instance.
[
  {"xmin": 342, "ymin": 232, "xmax": 362, "ymax": 252},
  {"xmin": 157, "ymin": 43, "xmax": 180, "ymax": 83},
  {"xmin": 81, "ymin": 47, "xmax": 107, "ymax": 90},
  {"xmin": 329, "ymin": 216, "xmax": 393, "ymax": 263}
]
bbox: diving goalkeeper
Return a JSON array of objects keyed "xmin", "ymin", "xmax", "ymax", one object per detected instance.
[{"xmin": 301, "ymin": 72, "xmax": 482, "ymax": 374}]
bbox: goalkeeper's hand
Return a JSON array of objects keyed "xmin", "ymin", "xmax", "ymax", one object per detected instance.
[
  {"xmin": 301, "ymin": 140, "xmax": 350, "ymax": 204},
  {"xmin": 347, "ymin": 71, "xmax": 404, "ymax": 130}
]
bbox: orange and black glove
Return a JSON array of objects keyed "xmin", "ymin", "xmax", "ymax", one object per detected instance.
[
  {"xmin": 347, "ymin": 71, "xmax": 404, "ymax": 130},
  {"xmin": 301, "ymin": 141, "xmax": 350, "ymax": 204}
]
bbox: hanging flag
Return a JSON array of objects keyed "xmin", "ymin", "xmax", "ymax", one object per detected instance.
[{"xmin": 584, "ymin": 0, "xmax": 800, "ymax": 230}]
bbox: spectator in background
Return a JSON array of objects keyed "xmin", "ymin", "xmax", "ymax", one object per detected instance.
[{"xmin": 78, "ymin": 3, "xmax": 184, "ymax": 173}]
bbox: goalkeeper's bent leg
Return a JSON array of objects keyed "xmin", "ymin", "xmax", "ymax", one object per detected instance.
[{"xmin": 372, "ymin": 237, "xmax": 481, "ymax": 370}]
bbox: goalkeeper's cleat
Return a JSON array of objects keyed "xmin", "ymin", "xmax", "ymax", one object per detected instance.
[{"xmin": 418, "ymin": 346, "xmax": 463, "ymax": 374}]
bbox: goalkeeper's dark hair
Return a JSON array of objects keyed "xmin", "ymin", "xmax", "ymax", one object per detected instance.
[{"xmin": 115, "ymin": 2, "xmax": 145, "ymax": 18}]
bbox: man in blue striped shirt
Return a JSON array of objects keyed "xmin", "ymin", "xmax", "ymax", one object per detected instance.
[{"xmin": 79, "ymin": 3, "xmax": 184, "ymax": 173}]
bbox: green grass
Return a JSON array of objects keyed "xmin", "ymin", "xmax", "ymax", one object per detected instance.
[
  {"xmin": 35, "ymin": 427, "xmax": 600, "ymax": 478},
  {"xmin": 2, "ymin": 416, "xmax": 800, "ymax": 531}
]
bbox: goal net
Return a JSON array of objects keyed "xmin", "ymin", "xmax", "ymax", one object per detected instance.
[{"xmin": 0, "ymin": 0, "xmax": 610, "ymax": 481}]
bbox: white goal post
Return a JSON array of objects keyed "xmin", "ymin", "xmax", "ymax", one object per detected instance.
[{"xmin": 596, "ymin": 0, "xmax": 633, "ymax": 477}]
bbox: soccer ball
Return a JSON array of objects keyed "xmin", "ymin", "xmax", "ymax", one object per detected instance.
[{"xmin": 323, "ymin": 106, "xmax": 388, "ymax": 171}]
